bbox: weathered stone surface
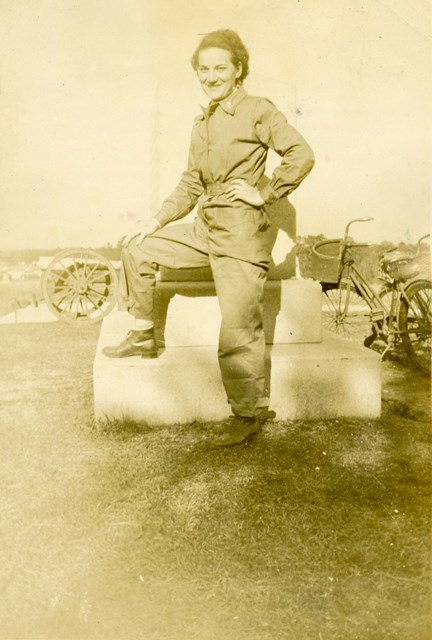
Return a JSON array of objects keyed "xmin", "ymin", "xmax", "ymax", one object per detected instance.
[
  {"xmin": 94, "ymin": 329, "xmax": 381, "ymax": 425},
  {"xmin": 151, "ymin": 278, "xmax": 322, "ymax": 347}
]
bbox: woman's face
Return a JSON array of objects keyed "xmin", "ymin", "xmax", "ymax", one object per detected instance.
[{"xmin": 196, "ymin": 47, "xmax": 242, "ymax": 102}]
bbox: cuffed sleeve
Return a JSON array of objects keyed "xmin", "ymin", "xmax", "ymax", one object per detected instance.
[
  {"xmin": 255, "ymin": 99, "xmax": 315, "ymax": 203},
  {"xmin": 258, "ymin": 182, "xmax": 279, "ymax": 205}
]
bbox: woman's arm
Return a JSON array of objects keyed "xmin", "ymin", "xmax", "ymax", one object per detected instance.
[
  {"xmin": 254, "ymin": 99, "xmax": 315, "ymax": 204},
  {"xmin": 123, "ymin": 120, "xmax": 204, "ymax": 247},
  {"xmin": 153, "ymin": 121, "xmax": 204, "ymax": 228}
]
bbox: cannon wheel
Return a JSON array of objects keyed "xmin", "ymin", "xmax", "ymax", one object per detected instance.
[{"xmin": 42, "ymin": 249, "xmax": 119, "ymax": 324}]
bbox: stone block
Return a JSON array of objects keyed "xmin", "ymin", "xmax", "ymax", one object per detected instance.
[
  {"xmin": 153, "ymin": 278, "xmax": 322, "ymax": 347},
  {"xmin": 94, "ymin": 328, "xmax": 381, "ymax": 425}
]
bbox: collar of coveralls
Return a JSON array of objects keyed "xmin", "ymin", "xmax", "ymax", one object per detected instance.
[{"xmin": 200, "ymin": 85, "xmax": 247, "ymax": 117}]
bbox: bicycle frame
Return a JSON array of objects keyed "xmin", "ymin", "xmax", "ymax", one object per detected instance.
[
  {"xmin": 336, "ymin": 219, "xmax": 430, "ymax": 347},
  {"xmin": 318, "ymin": 217, "xmax": 431, "ymax": 372},
  {"xmin": 340, "ymin": 256, "xmax": 404, "ymax": 342}
]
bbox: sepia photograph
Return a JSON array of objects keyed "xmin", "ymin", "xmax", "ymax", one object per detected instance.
[{"xmin": 0, "ymin": 1, "xmax": 430, "ymax": 638}]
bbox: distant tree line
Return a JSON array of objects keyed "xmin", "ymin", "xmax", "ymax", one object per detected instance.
[
  {"xmin": 1, "ymin": 238, "xmax": 429, "ymax": 283},
  {"xmin": 0, "ymin": 248, "xmax": 62, "ymax": 264},
  {"xmin": 0, "ymin": 244, "xmax": 122, "ymax": 265}
]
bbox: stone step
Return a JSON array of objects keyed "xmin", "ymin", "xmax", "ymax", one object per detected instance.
[
  {"xmin": 94, "ymin": 329, "xmax": 381, "ymax": 425},
  {"xmin": 131, "ymin": 277, "xmax": 322, "ymax": 347}
]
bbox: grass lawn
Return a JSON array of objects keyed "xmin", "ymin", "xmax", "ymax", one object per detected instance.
[
  {"xmin": 0, "ymin": 280, "xmax": 43, "ymax": 317},
  {"xmin": 0, "ymin": 321, "xmax": 430, "ymax": 640}
]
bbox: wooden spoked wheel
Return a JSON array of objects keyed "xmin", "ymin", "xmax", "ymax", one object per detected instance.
[{"xmin": 42, "ymin": 249, "xmax": 119, "ymax": 324}]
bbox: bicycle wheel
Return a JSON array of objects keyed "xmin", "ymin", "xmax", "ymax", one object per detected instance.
[
  {"xmin": 322, "ymin": 281, "xmax": 371, "ymax": 342},
  {"xmin": 42, "ymin": 249, "xmax": 119, "ymax": 324},
  {"xmin": 399, "ymin": 279, "xmax": 431, "ymax": 374}
]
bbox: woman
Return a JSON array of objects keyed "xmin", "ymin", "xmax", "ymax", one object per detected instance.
[{"xmin": 103, "ymin": 29, "xmax": 315, "ymax": 446}]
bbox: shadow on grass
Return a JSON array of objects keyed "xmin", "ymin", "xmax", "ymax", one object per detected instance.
[
  {"xmin": 0, "ymin": 322, "xmax": 430, "ymax": 640},
  {"xmin": 61, "ymin": 405, "xmax": 430, "ymax": 639}
]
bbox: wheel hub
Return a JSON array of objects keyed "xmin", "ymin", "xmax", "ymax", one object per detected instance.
[{"xmin": 74, "ymin": 278, "xmax": 89, "ymax": 295}]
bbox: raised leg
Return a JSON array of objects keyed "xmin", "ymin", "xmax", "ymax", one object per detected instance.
[{"xmin": 118, "ymin": 219, "xmax": 211, "ymax": 320}]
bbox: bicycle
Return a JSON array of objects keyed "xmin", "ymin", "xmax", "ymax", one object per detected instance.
[{"xmin": 311, "ymin": 217, "xmax": 431, "ymax": 375}]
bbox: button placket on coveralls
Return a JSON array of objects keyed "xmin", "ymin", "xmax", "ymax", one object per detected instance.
[{"xmin": 198, "ymin": 99, "xmax": 269, "ymax": 417}]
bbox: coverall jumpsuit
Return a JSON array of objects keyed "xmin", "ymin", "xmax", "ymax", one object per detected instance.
[{"xmin": 119, "ymin": 86, "xmax": 314, "ymax": 418}]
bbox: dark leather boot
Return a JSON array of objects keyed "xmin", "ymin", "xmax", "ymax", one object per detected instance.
[
  {"xmin": 213, "ymin": 415, "xmax": 262, "ymax": 447},
  {"xmin": 257, "ymin": 407, "xmax": 276, "ymax": 423},
  {"xmin": 102, "ymin": 329, "xmax": 158, "ymax": 358}
]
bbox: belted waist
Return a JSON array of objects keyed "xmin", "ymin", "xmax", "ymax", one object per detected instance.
[{"xmin": 204, "ymin": 182, "xmax": 231, "ymax": 196}]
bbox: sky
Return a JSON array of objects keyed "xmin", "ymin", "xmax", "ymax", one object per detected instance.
[{"xmin": 0, "ymin": 0, "xmax": 430, "ymax": 250}]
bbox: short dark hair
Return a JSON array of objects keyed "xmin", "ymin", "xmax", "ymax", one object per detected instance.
[{"xmin": 191, "ymin": 29, "xmax": 250, "ymax": 83}]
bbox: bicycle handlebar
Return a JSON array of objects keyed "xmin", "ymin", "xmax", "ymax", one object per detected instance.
[
  {"xmin": 415, "ymin": 233, "xmax": 430, "ymax": 257},
  {"xmin": 336, "ymin": 218, "xmax": 427, "ymax": 253},
  {"xmin": 346, "ymin": 242, "xmax": 372, "ymax": 248},
  {"xmin": 343, "ymin": 217, "xmax": 374, "ymax": 240},
  {"xmin": 417, "ymin": 234, "xmax": 430, "ymax": 245}
]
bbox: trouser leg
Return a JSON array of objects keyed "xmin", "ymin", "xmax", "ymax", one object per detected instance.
[
  {"xmin": 118, "ymin": 243, "xmax": 157, "ymax": 318},
  {"xmin": 118, "ymin": 219, "xmax": 210, "ymax": 319},
  {"xmin": 210, "ymin": 254, "xmax": 267, "ymax": 418}
]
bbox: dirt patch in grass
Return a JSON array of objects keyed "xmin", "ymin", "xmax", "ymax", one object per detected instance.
[{"xmin": 0, "ymin": 323, "xmax": 430, "ymax": 640}]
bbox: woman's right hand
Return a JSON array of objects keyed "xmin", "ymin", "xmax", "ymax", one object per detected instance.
[{"xmin": 122, "ymin": 218, "xmax": 162, "ymax": 247}]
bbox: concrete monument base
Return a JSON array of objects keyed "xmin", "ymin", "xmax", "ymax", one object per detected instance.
[
  {"xmin": 94, "ymin": 330, "xmax": 381, "ymax": 425},
  {"xmin": 111, "ymin": 278, "xmax": 323, "ymax": 347}
]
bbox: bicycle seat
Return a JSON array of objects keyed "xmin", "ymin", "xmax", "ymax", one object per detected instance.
[{"xmin": 380, "ymin": 251, "xmax": 420, "ymax": 281}]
